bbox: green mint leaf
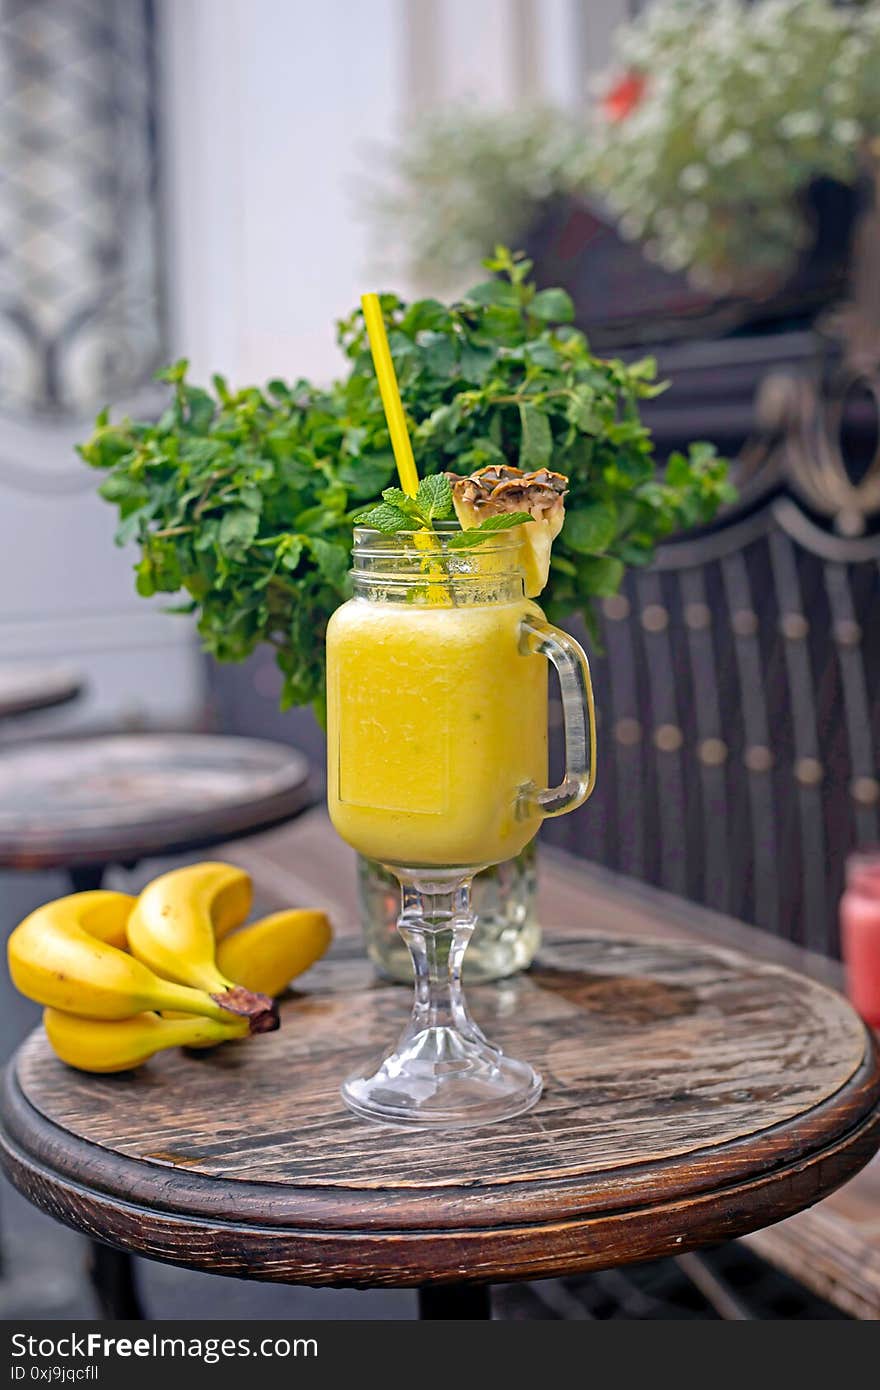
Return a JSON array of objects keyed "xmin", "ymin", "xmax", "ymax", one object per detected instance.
[
  {"xmin": 218, "ymin": 507, "xmax": 260, "ymax": 555},
  {"xmin": 525, "ymin": 340, "xmax": 561, "ymax": 370},
  {"xmin": 98, "ymin": 471, "xmax": 144, "ymax": 503},
  {"xmin": 337, "ymin": 453, "xmax": 396, "ymax": 500},
  {"xmin": 458, "ymin": 342, "xmax": 495, "ymax": 383},
  {"xmin": 446, "ymin": 530, "xmax": 496, "ymax": 550},
  {"xmin": 399, "ymin": 299, "xmax": 453, "ymax": 335},
  {"xmin": 352, "ymin": 502, "xmax": 412, "ymax": 533},
  {"xmin": 564, "ymin": 503, "xmax": 618, "ymax": 556},
  {"xmin": 308, "ymin": 536, "xmax": 349, "ymax": 586},
  {"xmin": 529, "ymin": 288, "xmax": 574, "ymax": 323},
  {"xmin": 134, "ymin": 556, "xmax": 157, "ymax": 597},
  {"xmin": 415, "ymin": 472, "xmax": 453, "ymax": 522},
  {"xmin": 280, "ymin": 537, "xmax": 304, "ymax": 570},
  {"xmin": 627, "ymin": 356, "xmax": 658, "ymax": 382},
  {"xmin": 474, "ymin": 511, "xmax": 532, "ymax": 531},
  {"xmin": 575, "ymin": 556, "xmax": 625, "ymax": 596},
  {"xmin": 82, "ymin": 428, "xmax": 135, "ymax": 471},
  {"xmin": 154, "ymin": 358, "xmax": 189, "ymax": 384},
  {"xmin": 418, "ymin": 331, "xmax": 456, "ymax": 378},
  {"xmin": 380, "ymin": 486, "xmax": 412, "ymax": 509},
  {"xmin": 181, "ymin": 385, "xmax": 215, "ymax": 432},
  {"xmin": 518, "ymin": 404, "xmax": 553, "ymax": 469},
  {"xmin": 464, "ymin": 278, "xmax": 521, "ymax": 309},
  {"xmin": 566, "ymin": 385, "xmax": 603, "ymax": 434},
  {"xmin": 446, "ymin": 512, "xmax": 532, "ymax": 549},
  {"xmin": 482, "ymin": 246, "xmax": 516, "ymax": 275}
]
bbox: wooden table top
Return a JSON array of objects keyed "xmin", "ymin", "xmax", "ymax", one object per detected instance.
[
  {"xmin": 0, "ymin": 733, "xmax": 313, "ymax": 870},
  {"xmin": 2, "ymin": 812, "xmax": 878, "ymax": 1290},
  {"xmin": 0, "ymin": 665, "xmax": 83, "ymax": 720}
]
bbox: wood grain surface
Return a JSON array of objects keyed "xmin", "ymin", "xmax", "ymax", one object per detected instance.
[
  {"xmin": 0, "ymin": 734, "xmax": 313, "ymax": 869},
  {"xmin": 2, "ymin": 921, "xmax": 878, "ymax": 1288}
]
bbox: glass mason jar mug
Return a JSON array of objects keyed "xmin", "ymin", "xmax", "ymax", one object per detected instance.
[{"xmin": 326, "ymin": 526, "xmax": 596, "ymax": 1127}]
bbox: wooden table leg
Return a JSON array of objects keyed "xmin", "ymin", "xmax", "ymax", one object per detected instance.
[
  {"xmin": 67, "ymin": 865, "xmax": 108, "ymax": 894},
  {"xmin": 418, "ymin": 1284, "xmax": 491, "ymax": 1319},
  {"xmin": 89, "ymin": 1242, "xmax": 145, "ymax": 1320},
  {"xmin": 66, "ymin": 864, "xmax": 147, "ymax": 1320}
]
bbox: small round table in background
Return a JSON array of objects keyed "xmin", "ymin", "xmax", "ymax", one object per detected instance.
[
  {"xmin": 2, "ymin": 933, "xmax": 878, "ymax": 1319},
  {"xmin": 0, "ymin": 733, "xmax": 314, "ymax": 890},
  {"xmin": 0, "ymin": 665, "xmax": 83, "ymax": 722}
]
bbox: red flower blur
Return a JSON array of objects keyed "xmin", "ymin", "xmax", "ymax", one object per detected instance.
[{"xmin": 601, "ymin": 71, "xmax": 647, "ymax": 123}]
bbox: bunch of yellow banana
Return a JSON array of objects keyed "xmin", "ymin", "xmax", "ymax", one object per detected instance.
[{"xmin": 7, "ymin": 863, "xmax": 331, "ymax": 1074}]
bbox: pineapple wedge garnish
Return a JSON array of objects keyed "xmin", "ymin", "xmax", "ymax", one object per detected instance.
[{"xmin": 449, "ymin": 464, "xmax": 568, "ymax": 597}]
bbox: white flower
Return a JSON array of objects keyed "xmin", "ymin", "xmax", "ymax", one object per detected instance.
[
  {"xmin": 619, "ymin": 213, "xmax": 646, "ymax": 242},
  {"xmin": 660, "ymin": 242, "xmax": 690, "ymax": 273},
  {"xmin": 679, "ymin": 163, "xmax": 709, "ymax": 192},
  {"xmin": 832, "ymin": 119, "xmax": 862, "ymax": 146},
  {"xmin": 778, "ymin": 111, "xmax": 823, "ymax": 139},
  {"xmin": 711, "ymin": 131, "xmax": 752, "ymax": 165}
]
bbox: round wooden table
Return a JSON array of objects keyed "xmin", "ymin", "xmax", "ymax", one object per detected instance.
[
  {"xmin": 0, "ymin": 733, "xmax": 313, "ymax": 884},
  {"xmin": 2, "ymin": 932, "xmax": 878, "ymax": 1319}
]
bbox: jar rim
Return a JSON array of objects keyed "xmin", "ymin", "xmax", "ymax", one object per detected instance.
[{"xmin": 350, "ymin": 525, "xmax": 526, "ymax": 594}]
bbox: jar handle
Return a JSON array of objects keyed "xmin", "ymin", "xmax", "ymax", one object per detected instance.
[{"xmin": 519, "ymin": 614, "xmax": 597, "ymax": 819}]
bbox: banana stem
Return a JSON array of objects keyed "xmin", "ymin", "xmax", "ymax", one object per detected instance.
[
  {"xmin": 211, "ymin": 986, "xmax": 279, "ymax": 1035},
  {"xmin": 158, "ymin": 981, "xmax": 278, "ymax": 1034}
]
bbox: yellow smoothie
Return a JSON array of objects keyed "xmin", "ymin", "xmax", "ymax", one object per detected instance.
[{"xmin": 327, "ymin": 595, "xmax": 547, "ymax": 867}]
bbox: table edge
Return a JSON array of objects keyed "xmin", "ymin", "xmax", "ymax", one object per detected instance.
[
  {"xmin": 2, "ymin": 1076, "xmax": 878, "ymax": 1287},
  {"xmin": 0, "ymin": 737, "xmax": 316, "ymax": 869},
  {"xmin": 3, "ymin": 1013, "xmax": 879, "ymax": 1234}
]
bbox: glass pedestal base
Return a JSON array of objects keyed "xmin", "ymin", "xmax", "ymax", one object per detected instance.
[
  {"xmin": 341, "ymin": 1025, "xmax": 542, "ymax": 1129},
  {"xmin": 341, "ymin": 866, "xmax": 543, "ymax": 1129}
]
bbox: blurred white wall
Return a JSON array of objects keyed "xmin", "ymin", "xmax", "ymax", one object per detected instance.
[
  {"xmin": 0, "ymin": 448, "xmax": 203, "ymax": 736},
  {"xmin": 161, "ymin": 0, "xmax": 402, "ymax": 385},
  {"xmin": 160, "ymin": 0, "xmax": 621, "ymax": 386}
]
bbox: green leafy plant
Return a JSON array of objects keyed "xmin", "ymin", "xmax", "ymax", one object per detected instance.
[{"xmin": 80, "ymin": 249, "xmax": 733, "ymax": 717}]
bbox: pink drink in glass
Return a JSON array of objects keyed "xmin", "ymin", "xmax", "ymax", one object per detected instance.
[{"xmin": 841, "ymin": 851, "xmax": 880, "ymax": 1028}]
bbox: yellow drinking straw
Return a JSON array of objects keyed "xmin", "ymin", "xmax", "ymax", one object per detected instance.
[{"xmin": 360, "ymin": 293, "xmax": 420, "ymax": 497}]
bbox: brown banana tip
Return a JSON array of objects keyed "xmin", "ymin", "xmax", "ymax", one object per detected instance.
[
  {"xmin": 248, "ymin": 1007, "xmax": 281, "ymax": 1035},
  {"xmin": 212, "ymin": 987, "xmax": 280, "ymax": 1035}
]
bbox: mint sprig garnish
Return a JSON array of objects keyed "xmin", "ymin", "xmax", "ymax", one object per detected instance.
[
  {"xmin": 446, "ymin": 512, "xmax": 532, "ymax": 549},
  {"xmin": 353, "ymin": 474, "xmax": 453, "ymax": 531},
  {"xmin": 354, "ymin": 474, "xmax": 531, "ymax": 548}
]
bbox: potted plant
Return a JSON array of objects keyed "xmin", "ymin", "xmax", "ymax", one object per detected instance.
[
  {"xmin": 370, "ymin": 0, "xmax": 879, "ymax": 305},
  {"xmin": 80, "ymin": 250, "xmax": 733, "ymax": 979}
]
